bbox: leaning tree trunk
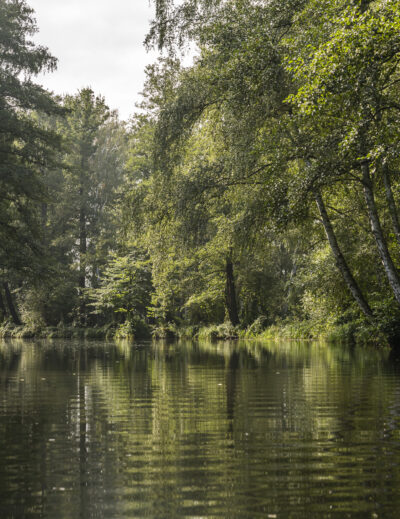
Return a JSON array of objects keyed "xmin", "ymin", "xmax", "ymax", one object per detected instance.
[
  {"xmin": 382, "ymin": 164, "xmax": 400, "ymax": 249},
  {"xmin": 3, "ymin": 282, "xmax": 21, "ymax": 325},
  {"xmin": 225, "ymin": 252, "xmax": 240, "ymax": 326},
  {"xmin": 314, "ymin": 190, "xmax": 373, "ymax": 318},
  {"xmin": 361, "ymin": 161, "xmax": 400, "ymax": 305}
]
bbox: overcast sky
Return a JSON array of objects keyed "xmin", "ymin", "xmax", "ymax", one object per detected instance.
[{"xmin": 29, "ymin": 0, "xmax": 159, "ymax": 120}]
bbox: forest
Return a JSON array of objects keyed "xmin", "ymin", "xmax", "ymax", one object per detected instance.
[{"xmin": 3, "ymin": 0, "xmax": 400, "ymax": 348}]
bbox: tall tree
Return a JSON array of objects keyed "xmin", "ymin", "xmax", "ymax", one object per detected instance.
[
  {"xmin": 58, "ymin": 89, "xmax": 127, "ymax": 324},
  {"xmin": 0, "ymin": 0, "xmax": 62, "ymax": 322}
]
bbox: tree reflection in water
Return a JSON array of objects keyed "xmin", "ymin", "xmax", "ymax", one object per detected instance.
[{"xmin": 0, "ymin": 338, "xmax": 399, "ymax": 518}]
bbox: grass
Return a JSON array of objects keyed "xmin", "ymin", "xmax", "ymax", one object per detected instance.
[
  {"xmin": 0, "ymin": 323, "xmax": 113, "ymax": 340},
  {"xmin": 0, "ymin": 316, "xmax": 389, "ymax": 347},
  {"xmin": 0, "ymin": 317, "xmax": 152, "ymax": 341}
]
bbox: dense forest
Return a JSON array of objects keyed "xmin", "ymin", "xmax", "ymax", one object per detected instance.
[{"xmin": 3, "ymin": 0, "xmax": 400, "ymax": 347}]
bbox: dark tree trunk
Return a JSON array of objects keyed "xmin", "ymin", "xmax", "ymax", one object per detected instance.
[
  {"xmin": 79, "ymin": 179, "xmax": 87, "ymax": 324},
  {"xmin": 314, "ymin": 191, "xmax": 373, "ymax": 318},
  {"xmin": 382, "ymin": 164, "xmax": 400, "ymax": 249},
  {"xmin": 225, "ymin": 252, "xmax": 240, "ymax": 326},
  {"xmin": 3, "ymin": 282, "xmax": 21, "ymax": 325},
  {"xmin": 0, "ymin": 289, "xmax": 8, "ymax": 321},
  {"xmin": 79, "ymin": 188, "xmax": 87, "ymax": 291},
  {"xmin": 361, "ymin": 161, "xmax": 400, "ymax": 306},
  {"xmin": 41, "ymin": 202, "xmax": 47, "ymax": 230}
]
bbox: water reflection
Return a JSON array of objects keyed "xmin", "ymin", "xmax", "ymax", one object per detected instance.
[{"xmin": 0, "ymin": 338, "xmax": 399, "ymax": 518}]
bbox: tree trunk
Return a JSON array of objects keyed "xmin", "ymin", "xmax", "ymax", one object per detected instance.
[
  {"xmin": 0, "ymin": 289, "xmax": 8, "ymax": 321},
  {"xmin": 79, "ymin": 176, "xmax": 87, "ymax": 325},
  {"xmin": 3, "ymin": 282, "xmax": 21, "ymax": 325},
  {"xmin": 382, "ymin": 164, "xmax": 400, "ymax": 249},
  {"xmin": 361, "ymin": 161, "xmax": 400, "ymax": 305},
  {"xmin": 314, "ymin": 191, "xmax": 373, "ymax": 318},
  {"xmin": 225, "ymin": 252, "xmax": 240, "ymax": 326},
  {"xmin": 41, "ymin": 202, "xmax": 47, "ymax": 230},
  {"xmin": 79, "ymin": 188, "xmax": 87, "ymax": 291}
]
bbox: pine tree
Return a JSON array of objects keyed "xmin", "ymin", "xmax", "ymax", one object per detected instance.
[{"xmin": 0, "ymin": 0, "xmax": 62, "ymax": 322}]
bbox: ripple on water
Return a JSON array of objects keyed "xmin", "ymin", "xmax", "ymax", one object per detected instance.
[{"xmin": 0, "ymin": 339, "xmax": 399, "ymax": 518}]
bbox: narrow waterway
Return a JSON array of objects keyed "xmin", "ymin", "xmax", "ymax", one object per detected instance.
[{"xmin": 0, "ymin": 339, "xmax": 400, "ymax": 518}]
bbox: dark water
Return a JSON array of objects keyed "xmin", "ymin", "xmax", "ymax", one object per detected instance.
[{"xmin": 1, "ymin": 340, "xmax": 400, "ymax": 518}]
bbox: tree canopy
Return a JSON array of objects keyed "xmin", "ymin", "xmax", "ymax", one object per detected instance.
[{"xmin": 4, "ymin": 0, "xmax": 400, "ymax": 347}]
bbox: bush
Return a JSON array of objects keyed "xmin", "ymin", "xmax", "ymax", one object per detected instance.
[
  {"xmin": 197, "ymin": 322, "xmax": 240, "ymax": 341},
  {"xmin": 177, "ymin": 325, "xmax": 199, "ymax": 339},
  {"xmin": 115, "ymin": 318, "xmax": 151, "ymax": 340},
  {"xmin": 151, "ymin": 323, "xmax": 177, "ymax": 340},
  {"xmin": 244, "ymin": 316, "xmax": 269, "ymax": 338}
]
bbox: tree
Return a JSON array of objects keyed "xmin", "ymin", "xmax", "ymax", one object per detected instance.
[
  {"xmin": 287, "ymin": 1, "xmax": 400, "ymax": 325},
  {"xmin": 139, "ymin": 0, "xmax": 400, "ymax": 344},
  {"xmin": 55, "ymin": 89, "xmax": 127, "ymax": 324},
  {"xmin": 89, "ymin": 251, "xmax": 153, "ymax": 324},
  {"xmin": 0, "ymin": 0, "xmax": 62, "ymax": 323},
  {"xmin": 14, "ymin": 89, "xmax": 129, "ymax": 328}
]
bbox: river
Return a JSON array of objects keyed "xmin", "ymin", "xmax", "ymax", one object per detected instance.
[{"xmin": 0, "ymin": 338, "xmax": 400, "ymax": 518}]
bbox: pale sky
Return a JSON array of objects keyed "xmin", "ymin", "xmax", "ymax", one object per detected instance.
[{"xmin": 29, "ymin": 0, "xmax": 159, "ymax": 120}]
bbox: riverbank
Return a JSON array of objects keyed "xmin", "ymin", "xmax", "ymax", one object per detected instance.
[
  {"xmin": 0, "ymin": 323, "xmax": 111, "ymax": 340},
  {"xmin": 152, "ymin": 317, "xmax": 389, "ymax": 347},
  {"xmin": 0, "ymin": 317, "xmax": 389, "ymax": 347}
]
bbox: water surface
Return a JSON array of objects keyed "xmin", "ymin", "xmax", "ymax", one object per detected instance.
[{"xmin": 1, "ymin": 339, "xmax": 400, "ymax": 518}]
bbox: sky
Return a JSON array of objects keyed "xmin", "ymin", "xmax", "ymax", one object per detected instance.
[{"xmin": 29, "ymin": 0, "xmax": 159, "ymax": 120}]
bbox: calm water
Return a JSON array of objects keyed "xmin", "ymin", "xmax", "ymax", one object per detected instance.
[{"xmin": 1, "ymin": 339, "xmax": 400, "ymax": 518}]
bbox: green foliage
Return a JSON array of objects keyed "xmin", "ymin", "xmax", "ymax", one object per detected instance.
[
  {"xmin": 6, "ymin": 0, "xmax": 400, "ymax": 349},
  {"xmin": 151, "ymin": 323, "xmax": 178, "ymax": 340},
  {"xmin": 114, "ymin": 318, "xmax": 151, "ymax": 340},
  {"xmin": 244, "ymin": 317, "xmax": 269, "ymax": 338},
  {"xmin": 197, "ymin": 322, "xmax": 240, "ymax": 341},
  {"xmin": 13, "ymin": 88, "xmax": 129, "ymax": 328},
  {"xmin": 0, "ymin": 0, "xmax": 62, "ymax": 281},
  {"xmin": 89, "ymin": 251, "xmax": 153, "ymax": 322},
  {"xmin": 124, "ymin": 0, "xmax": 400, "ymax": 347}
]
